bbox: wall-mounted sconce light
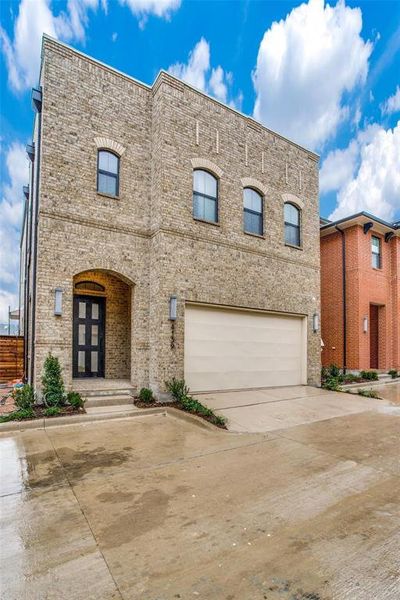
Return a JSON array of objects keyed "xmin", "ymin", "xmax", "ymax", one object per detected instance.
[
  {"xmin": 31, "ymin": 87, "xmax": 42, "ymax": 113},
  {"xmin": 363, "ymin": 316, "xmax": 368, "ymax": 333},
  {"xmin": 313, "ymin": 313, "xmax": 319, "ymax": 333},
  {"xmin": 169, "ymin": 295, "xmax": 177, "ymax": 321},
  {"xmin": 26, "ymin": 143, "xmax": 35, "ymax": 162},
  {"xmin": 54, "ymin": 288, "xmax": 63, "ymax": 316}
]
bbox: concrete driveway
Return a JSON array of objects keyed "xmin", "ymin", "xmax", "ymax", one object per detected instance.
[
  {"xmin": 195, "ymin": 385, "xmax": 389, "ymax": 432},
  {"xmin": 1, "ymin": 396, "xmax": 399, "ymax": 600}
]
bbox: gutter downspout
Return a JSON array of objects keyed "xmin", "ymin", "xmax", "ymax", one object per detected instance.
[
  {"xmin": 30, "ymin": 104, "xmax": 42, "ymax": 385},
  {"xmin": 335, "ymin": 225, "xmax": 347, "ymax": 374}
]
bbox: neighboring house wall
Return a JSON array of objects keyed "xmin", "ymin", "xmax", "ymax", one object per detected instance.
[
  {"xmin": 321, "ymin": 225, "xmax": 400, "ymax": 371},
  {"xmin": 24, "ymin": 36, "xmax": 321, "ymax": 393}
]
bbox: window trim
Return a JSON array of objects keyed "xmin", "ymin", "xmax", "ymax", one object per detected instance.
[
  {"xmin": 243, "ymin": 187, "xmax": 264, "ymax": 237},
  {"xmin": 284, "ymin": 202, "xmax": 302, "ymax": 248},
  {"xmin": 192, "ymin": 168, "xmax": 219, "ymax": 224},
  {"xmin": 97, "ymin": 149, "xmax": 120, "ymax": 198},
  {"xmin": 75, "ymin": 281, "xmax": 105, "ymax": 293},
  {"xmin": 371, "ymin": 235, "xmax": 382, "ymax": 269}
]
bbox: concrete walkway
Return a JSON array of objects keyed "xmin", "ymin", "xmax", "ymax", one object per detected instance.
[
  {"xmin": 1, "ymin": 404, "xmax": 399, "ymax": 600},
  {"xmin": 195, "ymin": 385, "xmax": 389, "ymax": 432}
]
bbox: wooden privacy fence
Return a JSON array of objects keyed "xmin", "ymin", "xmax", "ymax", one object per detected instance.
[{"xmin": 0, "ymin": 336, "xmax": 24, "ymax": 384}]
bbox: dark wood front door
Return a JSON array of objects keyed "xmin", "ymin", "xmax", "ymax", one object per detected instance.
[
  {"xmin": 370, "ymin": 304, "xmax": 379, "ymax": 369},
  {"xmin": 73, "ymin": 295, "xmax": 105, "ymax": 378}
]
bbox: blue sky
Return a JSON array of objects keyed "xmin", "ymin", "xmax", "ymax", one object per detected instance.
[{"xmin": 0, "ymin": 0, "xmax": 399, "ymax": 319}]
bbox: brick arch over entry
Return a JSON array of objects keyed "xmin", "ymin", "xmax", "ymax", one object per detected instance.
[
  {"xmin": 73, "ymin": 268, "xmax": 135, "ymax": 288},
  {"xmin": 73, "ymin": 269, "xmax": 132, "ymax": 380}
]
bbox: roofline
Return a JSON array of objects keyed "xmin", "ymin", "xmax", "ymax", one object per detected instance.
[
  {"xmin": 320, "ymin": 211, "xmax": 399, "ymax": 232},
  {"xmin": 40, "ymin": 34, "xmax": 319, "ymax": 161}
]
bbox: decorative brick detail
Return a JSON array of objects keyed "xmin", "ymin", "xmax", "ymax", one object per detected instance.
[
  {"xmin": 94, "ymin": 137, "xmax": 126, "ymax": 156},
  {"xmin": 241, "ymin": 177, "xmax": 268, "ymax": 196},
  {"xmin": 190, "ymin": 157, "xmax": 223, "ymax": 178},
  {"xmin": 23, "ymin": 36, "xmax": 321, "ymax": 393},
  {"xmin": 282, "ymin": 193, "xmax": 304, "ymax": 209}
]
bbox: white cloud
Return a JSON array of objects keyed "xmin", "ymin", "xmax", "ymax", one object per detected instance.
[
  {"xmin": 327, "ymin": 121, "xmax": 400, "ymax": 222},
  {"xmin": 380, "ymin": 85, "xmax": 400, "ymax": 116},
  {"xmin": 0, "ymin": 142, "xmax": 29, "ymax": 321},
  {"xmin": 252, "ymin": 0, "xmax": 372, "ymax": 150},
  {"xmin": 168, "ymin": 38, "xmax": 239, "ymax": 107},
  {"xmin": 119, "ymin": 0, "xmax": 181, "ymax": 26},
  {"xmin": 0, "ymin": 0, "xmax": 101, "ymax": 93}
]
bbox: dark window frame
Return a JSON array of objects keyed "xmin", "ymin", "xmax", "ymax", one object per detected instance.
[
  {"xmin": 75, "ymin": 281, "xmax": 105, "ymax": 293},
  {"xmin": 243, "ymin": 187, "xmax": 264, "ymax": 236},
  {"xmin": 97, "ymin": 149, "xmax": 120, "ymax": 197},
  {"xmin": 192, "ymin": 169, "xmax": 219, "ymax": 224},
  {"xmin": 284, "ymin": 202, "xmax": 301, "ymax": 247},
  {"xmin": 371, "ymin": 235, "xmax": 382, "ymax": 269}
]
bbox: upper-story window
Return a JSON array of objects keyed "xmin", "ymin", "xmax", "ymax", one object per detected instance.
[
  {"xmin": 243, "ymin": 188, "xmax": 263, "ymax": 236},
  {"xmin": 97, "ymin": 150, "xmax": 119, "ymax": 197},
  {"xmin": 371, "ymin": 236, "xmax": 381, "ymax": 269},
  {"xmin": 193, "ymin": 169, "xmax": 218, "ymax": 223},
  {"xmin": 284, "ymin": 202, "xmax": 301, "ymax": 247}
]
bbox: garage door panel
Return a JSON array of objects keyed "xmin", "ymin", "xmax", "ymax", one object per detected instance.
[{"xmin": 185, "ymin": 305, "xmax": 306, "ymax": 392}]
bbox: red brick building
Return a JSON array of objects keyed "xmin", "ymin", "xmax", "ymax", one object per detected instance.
[{"xmin": 320, "ymin": 212, "xmax": 400, "ymax": 372}]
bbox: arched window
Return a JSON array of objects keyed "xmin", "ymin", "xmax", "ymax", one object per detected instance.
[
  {"xmin": 284, "ymin": 203, "xmax": 301, "ymax": 246},
  {"xmin": 97, "ymin": 150, "xmax": 119, "ymax": 197},
  {"xmin": 193, "ymin": 169, "xmax": 218, "ymax": 223},
  {"xmin": 75, "ymin": 281, "xmax": 105, "ymax": 292},
  {"xmin": 243, "ymin": 188, "xmax": 263, "ymax": 236}
]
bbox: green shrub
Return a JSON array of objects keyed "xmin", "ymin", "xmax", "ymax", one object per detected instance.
[
  {"xmin": 12, "ymin": 384, "xmax": 35, "ymax": 410},
  {"xmin": 165, "ymin": 378, "xmax": 226, "ymax": 427},
  {"xmin": 358, "ymin": 389, "xmax": 379, "ymax": 399},
  {"xmin": 0, "ymin": 408, "xmax": 34, "ymax": 423},
  {"xmin": 328, "ymin": 364, "xmax": 341, "ymax": 378},
  {"xmin": 138, "ymin": 388, "xmax": 154, "ymax": 403},
  {"xmin": 360, "ymin": 370, "xmax": 379, "ymax": 381},
  {"xmin": 165, "ymin": 378, "xmax": 190, "ymax": 402},
  {"xmin": 42, "ymin": 353, "xmax": 65, "ymax": 406},
  {"xmin": 388, "ymin": 369, "xmax": 398, "ymax": 379},
  {"xmin": 44, "ymin": 406, "xmax": 61, "ymax": 417},
  {"xmin": 322, "ymin": 376, "xmax": 341, "ymax": 392},
  {"xmin": 66, "ymin": 391, "xmax": 84, "ymax": 409}
]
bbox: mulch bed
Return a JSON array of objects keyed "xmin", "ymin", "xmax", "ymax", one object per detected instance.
[
  {"xmin": 134, "ymin": 398, "xmax": 227, "ymax": 429},
  {"xmin": 0, "ymin": 405, "xmax": 85, "ymax": 422}
]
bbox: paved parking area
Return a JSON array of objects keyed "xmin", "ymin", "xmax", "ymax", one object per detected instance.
[
  {"xmin": 195, "ymin": 385, "xmax": 389, "ymax": 432},
  {"xmin": 1, "ymin": 395, "xmax": 399, "ymax": 600}
]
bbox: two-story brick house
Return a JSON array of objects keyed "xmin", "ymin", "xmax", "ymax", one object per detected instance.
[
  {"xmin": 320, "ymin": 213, "xmax": 399, "ymax": 372},
  {"xmin": 20, "ymin": 35, "xmax": 321, "ymax": 397}
]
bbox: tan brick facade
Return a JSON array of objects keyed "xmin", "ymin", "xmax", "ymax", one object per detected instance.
[{"xmin": 23, "ymin": 36, "xmax": 321, "ymax": 395}]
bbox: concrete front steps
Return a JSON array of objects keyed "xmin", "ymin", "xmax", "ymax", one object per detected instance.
[{"xmin": 72, "ymin": 379, "xmax": 136, "ymax": 410}]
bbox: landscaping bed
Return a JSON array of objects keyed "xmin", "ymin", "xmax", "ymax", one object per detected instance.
[
  {"xmin": 0, "ymin": 404, "xmax": 85, "ymax": 423},
  {"xmin": 135, "ymin": 380, "xmax": 227, "ymax": 430},
  {"xmin": 0, "ymin": 353, "xmax": 85, "ymax": 424}
]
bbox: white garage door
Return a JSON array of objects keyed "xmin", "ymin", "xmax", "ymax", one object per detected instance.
[{"xmin": 184, "ymin": 304, "xmax": 306, "ymax": 392}]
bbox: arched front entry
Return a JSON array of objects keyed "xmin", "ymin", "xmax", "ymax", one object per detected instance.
[{"xmin": 72, "ymin": 269, "xmax": 133, "ymax": 380}]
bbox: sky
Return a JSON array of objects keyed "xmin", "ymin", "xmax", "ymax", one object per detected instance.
[{"xmin": 0, "ymin": 0, "xmax": 399, "ymax": 321}]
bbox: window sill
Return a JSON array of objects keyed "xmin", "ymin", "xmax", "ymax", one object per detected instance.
[
  {"xmin": 244, "ymin": 230, "xmax": 265, "ymax": 239},
  {"xmin": 193, "ymin": 217, "xmax": 220, "ymax": 227},
  {"xmin": 97, "ymin": 191, "xmax": 120, "ymax": 200},
  {"xmin": 372, "ymin": 267, "xmax": 382, "ymax": 271},
  {"xmin": 285, "ymin": 242, "xmax": 303, "ymax": 251}
]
